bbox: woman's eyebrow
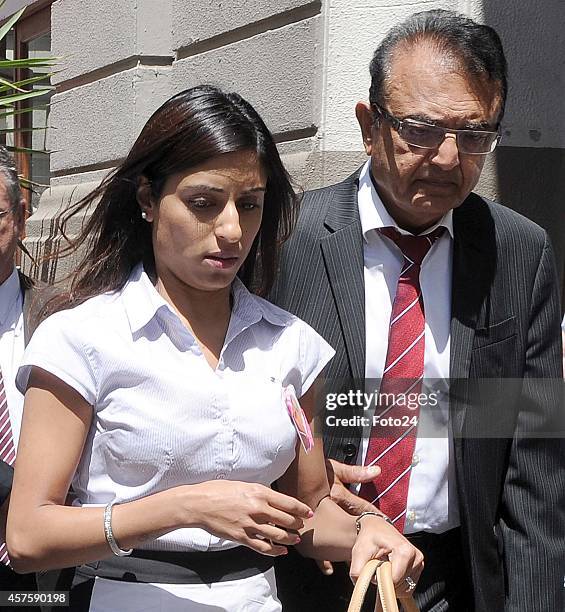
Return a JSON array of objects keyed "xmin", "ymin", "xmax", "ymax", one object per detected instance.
[
  {"xmin": 180, "ymin": 185, "xmax": 266, "ymax": 194},
  {"xmin": 242, "ymin": 187, "xmax": 267, "ymax": 194},
  {"xmin": 181, "ymin": 184, "xmax": 225, "ymax": 193}
]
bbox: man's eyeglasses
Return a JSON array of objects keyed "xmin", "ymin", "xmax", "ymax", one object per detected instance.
[
  {"xmin": 0, "ymin": 205, "xmax": 16, "ymax": 219},
  {"xmin": 373, "ymin": 104, "xmax": 500, "ymax": 155}
]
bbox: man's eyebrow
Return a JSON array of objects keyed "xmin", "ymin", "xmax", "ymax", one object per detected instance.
[
  {"xmin": 403, "ymin": 115, "xmax": 496, "ymax": 130},
  {"xmin": 463, "ymin": 120, "xmax": 496, "ymax": 130},
  {"xmin": 403, "ymin": 113, "xmax": 441, "ymax": 125}
]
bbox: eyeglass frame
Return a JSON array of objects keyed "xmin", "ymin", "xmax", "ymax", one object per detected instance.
[
  {"xmin": 0, "ymin": 203, "xmax": 19, "ymax": 219},
  {"xmin": 371, "ymin": 103, "xmax": 501, "ymax": 155}
]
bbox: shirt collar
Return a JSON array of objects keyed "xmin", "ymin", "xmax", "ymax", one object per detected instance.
[
  {"xmin": 230, "ymin": 276, "xmax": 290, "ymax": 327},
  {"xmin": 357, "ymin": 160, "xmax": 454, "ymax": 240},
  {"xmin": 121, "ymin": 264, "xmax": 173, "ymax": 334},
  {"xmin": 0, "ymin": 266, "xmax": 21, "ymax": 325},
  {"xmin": 122, "ymin": 263, "xmax": 289, "ymax": 338}
]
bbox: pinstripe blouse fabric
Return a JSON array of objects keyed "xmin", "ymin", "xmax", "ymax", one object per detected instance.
[{"xmin": 16, "ymin": 264, "xmax": 334, "ymax": 552}]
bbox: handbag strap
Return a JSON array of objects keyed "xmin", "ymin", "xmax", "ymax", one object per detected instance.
[{"xmin": 347, "ymin": 560, "xmax": 420, "ymax": 612}]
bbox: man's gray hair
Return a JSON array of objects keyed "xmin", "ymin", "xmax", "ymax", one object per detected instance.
[
  {"xmin": 0, "ymin": 146, "xmax": 23, "ymax": 220},
  {"xmin": 369, "ymin": 9, "xmax": 508, "ymax": 122}
]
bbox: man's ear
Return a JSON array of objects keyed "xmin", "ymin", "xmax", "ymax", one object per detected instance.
[
  {"xmin": 136, "ymin": 175, "xmax": 154, "ymax": 222},
  {"xmin": 355, "ymin": 101, "xmax": 376, "ymax": 156}
]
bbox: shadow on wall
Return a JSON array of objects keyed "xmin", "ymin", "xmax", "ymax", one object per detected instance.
[{"xmin": 482, "ymin": 0, "xmax": 565, "ymax": 303}]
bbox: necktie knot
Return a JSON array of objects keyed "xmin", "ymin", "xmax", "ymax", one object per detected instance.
[{"xmin": 379, "ymin": 226, "xmax": 445, "ymax": 265}]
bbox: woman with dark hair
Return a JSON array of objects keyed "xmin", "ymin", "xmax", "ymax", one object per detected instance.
[{"xmin": 7, "ymin": 86, "xmax": 422, "ymax": 611}]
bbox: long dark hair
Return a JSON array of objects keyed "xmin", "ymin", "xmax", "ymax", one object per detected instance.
[{"xmin": 47, "ymin": 85, "xmax": 298, "ymax": 314}]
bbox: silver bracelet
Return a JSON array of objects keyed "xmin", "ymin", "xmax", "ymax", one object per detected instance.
[
  {"xmin": 103, "ymin": 501, "xmax": 133, "ymax": 557},
  {"xmin": 355, "ymin": 511, "xmax": 394, "ymax": 534}
]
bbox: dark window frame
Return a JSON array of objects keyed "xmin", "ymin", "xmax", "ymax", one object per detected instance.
[{"xmin": 0, "ymin": 0, "xmax": 52, "ymax": 225}]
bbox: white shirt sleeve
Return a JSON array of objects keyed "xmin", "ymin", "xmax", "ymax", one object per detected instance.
[
  {"xmin": 16, "ymin": 311, "xmax": 98, "ymax": 406},
  {"xmin": 280, "ymin": 319, "xmax": 335, "ymax": 399}
]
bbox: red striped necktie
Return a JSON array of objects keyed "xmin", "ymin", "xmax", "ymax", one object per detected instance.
[
  {"xmin": 359, "ymin": 226, "xmax": 444, "ymax": 532},
  {"xmin": 0, "ymin": 368, "xmax": 16, "ymax": 566}
]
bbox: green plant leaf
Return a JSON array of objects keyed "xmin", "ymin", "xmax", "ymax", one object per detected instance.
[
  {"xmin": 0, "ymin": 7, "xmax": 25, "ymax": 44},
  {"xmin": 0, "ymin": 76, "xmax": 25, "ymax": 92},
  {"xmin": 19, "ymin": 176, "xmax": 48, "ymax": 188},
  {"xmin": 0, "ymin": 88, "xmax": 52, "ymax": 106},
  {"xmin": 6, "ymin": 145, "xmax": 49, "ymax": 155},
  {"xmin": 0, "ymin": 73, "xmax": 53, "ymax": 94},
  {"xmin": 0, "ymin": 57, "xmax": 59, "ymax": 68},
  {"xmin": 0, "ymin": 105, "xmax": 48, "ymax": 119},
  {"xmin": 0, "ymin": 126, "xmax": 48, "ymax": 134}
]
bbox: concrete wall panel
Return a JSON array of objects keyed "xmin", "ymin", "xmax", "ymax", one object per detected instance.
[
  {"xmin": 320, "ymin": 0, "xmax": 565, "ymax": 152},
  {"xmin": 50, "ymin": 67, "xmax": 172, "ymax": 172},
  {"xmin": 0, "ymin": 0, "xmax": 37, "ymax": 21},
  {"xmin": 321, "ymin": 0, "xmax": 457, "ymax": 153},
  {"xmin": 52, "ymin": 0, "xmax": 172, "ymax": 85},
  {"xmin": 171, "ymin": 17, "xmax": 322, "ymax": 136},
  {"xmin": 24, "ymin": 0, "xmax": 564, "ymax": 294},
  {"xmin": 484, "ymin": 1, "xmax": 565, "ymax": 148},
  {"xmin": 172, "ymin": 0, "xmax": 315, "ymax": 50},
  {"xmin": 22, "ymin": 182, "xmax": 100, "ymax": 282},
  {"xmin": 52, "ymin": 0, "xmax": 136, "ymax": 84}
]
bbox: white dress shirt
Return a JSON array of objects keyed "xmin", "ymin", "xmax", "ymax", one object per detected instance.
[
  {"xmin": 357, "ymin": 161, "xmax": 460, "ymax": 534},
  {"xmin": 17, "ymin": 264, "xmax": 335, "ymax": 611},
  {"xmin": 17, "ymin": 264, "xmax": 334, "ymax": 552},
  {"xmin": 0, "ymin": 266, "xmax": 24, "ymax": 447}
]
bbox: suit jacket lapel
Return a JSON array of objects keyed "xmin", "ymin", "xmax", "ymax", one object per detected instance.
[
  {"xmin": 18, "ymin": 271, "xmax": 33, "ymax": 346},
  {"xmin": 320, "ymin": 172, "xmax": 366, "ymax": 381},
  {"xmin": 450, "ymin": 193, "xmax": 496, "ymax": 434}
]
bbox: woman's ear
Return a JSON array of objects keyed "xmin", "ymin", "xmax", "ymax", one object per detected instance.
[{"xmin": 136, "ymin": 175, "xmax": 154, "ymax": 222}]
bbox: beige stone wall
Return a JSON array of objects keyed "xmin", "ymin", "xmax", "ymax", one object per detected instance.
[
  {"xmin": 18, "ymin": 0, "xmax": 564, "ymax": 290},
  {"xmin": 23, "ymin": 0, "xmax": 323, "ymax": 279}
]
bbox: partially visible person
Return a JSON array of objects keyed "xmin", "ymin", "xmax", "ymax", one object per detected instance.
[
  {"xmin": 0, "ymin": 147, "xmax": 43, "ymax": 612},
  {"xmin": 6, "ymin": 86, "xmax": 423, "ymax": 612},
  {"xmin": 271, "ymin": 9, "xmax": 565, "ymax": 612}
]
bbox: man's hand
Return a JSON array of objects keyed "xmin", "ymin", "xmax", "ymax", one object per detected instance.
[
  {"xmin": 326, "ymin": 459, "xmax": 381, "ymax": 514},
  {"xmin": 316, "ymin": 459, "xmax": 381, "ymax": 575}
]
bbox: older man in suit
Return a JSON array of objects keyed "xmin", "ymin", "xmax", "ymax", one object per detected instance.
[
  {"xmin": 272, "ymin": 9, "xmax": 564, "ymax": 612},
  {"xmin": 0, "ymin": 146, "xmax": 43, "ymax": 611}
]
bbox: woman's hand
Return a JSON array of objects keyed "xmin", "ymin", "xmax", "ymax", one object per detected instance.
[
  {"xmin": 349, "ymin": 514, "xmax": 424, "ymax": 597},
  {"xmin": 188, "ymin": 480, "xmax": 313, "ymax": 556}
]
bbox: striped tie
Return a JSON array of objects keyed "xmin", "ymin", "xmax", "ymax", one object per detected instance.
[
  {"xmin": 359, "ymin": 226, "xmax": 444, "ymax": 532},
  {"xmin": 0, "ymin": 367, "xmax": 15, "ymax": 566}
]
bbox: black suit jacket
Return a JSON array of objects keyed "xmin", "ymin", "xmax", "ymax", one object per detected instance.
[
  {"xmin": 0, "ymin": 461, "xmax": 13, "ymax": 507},
  {"xmin": 271, "ymin": 170, "xmax": 565, "ymax": 611}
]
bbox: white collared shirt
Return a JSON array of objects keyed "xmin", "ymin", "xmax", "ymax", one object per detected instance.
[
  {"xmin": 0, "ymin": 266, "xmax": 24, "ymax": 447},
  {"xmin": 17, "ymin": 264, "xmax": 334, "ymax": 552},
  {"xmin": 357, "ymin": 160, "xmax": 460, "ymax": 534}
]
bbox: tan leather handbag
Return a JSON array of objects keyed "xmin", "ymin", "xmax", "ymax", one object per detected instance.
[{"xmin": 347, "ymin": 559, "xmax": 419, "ymax": 612}]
